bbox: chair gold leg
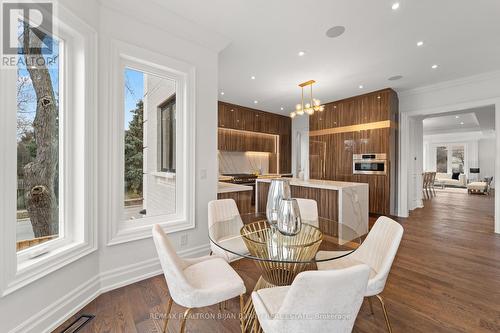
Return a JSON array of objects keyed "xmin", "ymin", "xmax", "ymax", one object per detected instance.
[
  {"xmin": 375, "ymin": 295, "xmax": 392, "ymax": 333},
  {"xmin": 180, "ymin": 308, "xmax": 192, "ymax": 333},
  {"xmin": 367, "ymin": 297, "xmax": 374, "ymax": 315},
  {"xmin": 240, "ymin": 294, "xmax": 245, "ymax": 333},
  {"xmin": 162, "ymin": 297, "xmax": 174, "ymax": 333}
]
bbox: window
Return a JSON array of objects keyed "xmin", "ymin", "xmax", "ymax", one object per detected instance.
[
  {"xmin": 16, "ymin": 19, "xmax": 62, "ymax": 252},
  {"xmin": 451, "ymin": 145, "xmax": 465, "ymax": 173},
  {"xmin": 123, "ymin": 67, "xmax": 177, "ymax": 222},
  {"xmin": 435, "ymin": 144, "xmax": 466, "ymax": 174},
  {"xmin": 159, "ymin": 96, "xmax": 176, "ymax": 172},
  {"xmin": 436, "ymin": 146, "xmax": 448, "ymax": 173},
  {"xmin": 0, "ymin": 6, "xmax": 97, "ymax": 295},
  {"xmin": 108, "ymin": 42, "xmax": 195, "ymax": 245}
]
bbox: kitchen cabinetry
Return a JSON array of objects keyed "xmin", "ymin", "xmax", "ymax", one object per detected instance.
[
  {"xmin": 218, "ymin": 101, "xmax": 292, "ymax": 173},
  {"xmin": 308, "ymin": 88, "xmax": 398, "ymax": 215}
]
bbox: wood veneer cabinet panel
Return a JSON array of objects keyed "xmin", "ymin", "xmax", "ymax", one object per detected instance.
[
  {"xmin": 308, "ymin": 88, "xmax": 398, "ymax": 215},
  {"xmin": 217, "ymin": 190, "xmax": 253, "ymax": 214},
  {"xmin": 218, "ymin": 101, "xmax": 292, "ymax": 173},
  {"xmin": 256, "ymin": 182, "xmax": 339, "ymax": 222}
]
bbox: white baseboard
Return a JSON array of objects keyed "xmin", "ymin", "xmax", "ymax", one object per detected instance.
[{"xmin": 10, "ymin": 243, "xmax": 210, "ymax": 333}]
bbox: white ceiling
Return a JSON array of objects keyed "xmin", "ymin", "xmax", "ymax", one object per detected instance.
[
  {"xmin": 153, "ymin": 0, "xmax": 500, "ymax": 115},
  {"xmin": 423, "ymin": 105, "xmax": 496, "ymax": 135}
]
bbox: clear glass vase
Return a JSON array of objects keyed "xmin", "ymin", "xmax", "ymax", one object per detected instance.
[
  {"xmin": 266, "ymin": 178, "xmax": 291, "ymax": 227},
  {"xmin": 277, "ymin": 198, "xmax": 302, "ymax": 236}
]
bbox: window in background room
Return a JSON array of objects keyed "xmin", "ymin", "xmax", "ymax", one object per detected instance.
[
  {"xmin": 436, "ymin": 146, "xmax": 448, "ymax": 173},
  {"xmin": 16, "ymin": 21, "xmax": 62, "ymax": 252},
  {"xmin": 123, "ymin": 68, "xmax": 177, "ymax": 221},
  {"xmin": 451, "ymin": 145, "xmax": 465, "ymax": 173}
]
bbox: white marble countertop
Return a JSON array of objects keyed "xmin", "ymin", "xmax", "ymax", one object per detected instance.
[
  {"xmin": 256, "ymin": 178, "xmax": 368, "ymax": 191},
  {"xmin": 217, "ymin": 182, "xmax": 253, "ymax": 194}
]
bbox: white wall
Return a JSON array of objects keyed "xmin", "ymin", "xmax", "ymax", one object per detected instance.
[
  {"xmin": 0, "ymin": 0, "xmax": 224, "ymax": 331},
  {"xmin": 398, "ymin": 71, "xmax": 500, "ymax": 233},
  {"xmin": 479, "ymin": 137, "xmax": 496, "ymax": 183},
  {"xmin": 291, "ymin": 115, "xmax": 309, "ymax": 179}
]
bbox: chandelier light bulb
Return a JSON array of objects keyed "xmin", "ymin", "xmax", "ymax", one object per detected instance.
[
  {"xmin": 305, "ymin": 103, "xmax": 311, "ymax": 109},
  {"xmin": 306, "ymin": 109, "xmax": 314, "ymax": 115},
  {"xmin": 295, "ymin": 103, "xmax": 302, "ymax": 111},
  {"xmin": 290, "ymin": 112, "xmax": 296, "ymax": 118},
  {"xmin": 296, "ymin": 109, "xmax": 304, "ymax": 115}
]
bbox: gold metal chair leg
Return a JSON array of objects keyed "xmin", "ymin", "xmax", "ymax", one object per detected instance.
[
  {"xmin": 375, "ymin": 295, "xmax": 392, "ymax": 333},
  {"xmin": 240, "ymin": 294, "xmax": 245, "ymax": 333},
  {"xmin": 180, "ymin": 308, "xmax": 192, "ymax": 333},
  {"xmin": 162, "ymin": 298, "xmax": 174, "ymax": 333},
  {"xmin": 367, "ymin": 297, "xmax": 374, "ymax": 315}
]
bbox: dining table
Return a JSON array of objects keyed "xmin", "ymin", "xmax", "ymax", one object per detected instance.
[{"xmin": 208, "ymin": 212, "xmax": 366, "ymax": 332}]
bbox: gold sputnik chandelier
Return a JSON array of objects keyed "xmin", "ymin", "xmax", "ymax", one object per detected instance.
[{"xmin": 290, "ymin": 80, "xmax": 325, "ymax": 118}]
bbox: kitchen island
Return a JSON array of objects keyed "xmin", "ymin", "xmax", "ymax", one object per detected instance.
[
  {"xmin": 255, "ymin": 178, "xmax": 369, "ymax": 238},
  {"xmin": 217, "ymin": 182, "xmax": 253, "ymax": 214}
]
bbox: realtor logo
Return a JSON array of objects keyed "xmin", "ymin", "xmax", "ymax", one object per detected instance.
[{"xmin": 2, "ymin": 1, "xmax": 53, "ymax": 67}]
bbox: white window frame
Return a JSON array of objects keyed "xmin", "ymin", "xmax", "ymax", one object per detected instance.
[
  {"xmin": 433, "ymin": 142, "xmax": 467, "ymax": 174},
  {"xmin": 0, "ymin": 5, "xmax": 98, "ymax": 297},
  {"xmin": 105, "ymin": 40, "xmax": 196, "ymax": 246}
]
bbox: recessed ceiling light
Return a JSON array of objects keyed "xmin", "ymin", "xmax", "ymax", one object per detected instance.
[
  {"xmin": 388, "ymin": 75, "xmax": 403, "ymax": 81},
  {"xmin": 455, "ymin": 115, "xmax": 460, "ymax": 119},
  {"xmin": 298, "ymin": 51, "xmax": 306, "ymax": 56},
  {"xmin": 359, "ymin": 85, "xmax": 364, "ymax": 89},
  {"xmin": 431, "ymin": 64, "xmax": 439, "ymax": 69},
  {"xmin": 391, "ymin": 2, "xmax": 400, "ymax": 10},
  {"xmin": 254, "ymin": 100, "xmax": 258, "ymax": 104},
  {"xmin": 460, "ymin": 121, "xmax": 464, "ymax": 125},
  {"xmin": 417, "ymin": 41, "xmax": 424, "ymax": 47},
  {"xmin": 220, "ymin": 91, "xmax": 225, "ymax": 95},
  {"xmin": 326, "ymin": 26, "xmax": 346, "ymax": 38},
  {"xmin": 251, "ymin": 76, "xmax": 256, "ymax": 80},
  {"xmin": 280, "ymin": 107, "xmax": 284, "ymax": 111}
]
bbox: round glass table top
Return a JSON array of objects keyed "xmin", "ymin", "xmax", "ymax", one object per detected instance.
[{"xmin": 208, "ymin": 212, "xmax": 364, "ymax": 264}]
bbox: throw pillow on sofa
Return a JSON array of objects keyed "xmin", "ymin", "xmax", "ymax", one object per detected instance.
[{"xmin": 452, "ymin": 172, "xmax": 460, "ymax": 180}]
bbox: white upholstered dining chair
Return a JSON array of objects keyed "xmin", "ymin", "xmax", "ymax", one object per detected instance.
[
  {"xmin": 295, "ymin": 198, "xmax": 319, "ymax": 227},
  {"xmin": 208, "ymin": 199, "xmax": 249, "ymax": 262},
  {"xmin": 316, "ymin": 216, "xmax": 404, "ymax": 333},
  {"xmin": 252, "ymin": 264, "xmax": 370, "ymax": 333},
  {"xmin": 152, "ymin": 224, "xmax": 246, "ymax": 333}
]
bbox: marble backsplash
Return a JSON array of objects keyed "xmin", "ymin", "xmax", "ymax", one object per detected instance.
[{"xmin": 219, "ymin": 151, "xmax": 270, "ymax": 175}]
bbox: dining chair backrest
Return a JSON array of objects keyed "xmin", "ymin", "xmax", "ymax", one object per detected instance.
[
  {"xmin": 208, "ymin": 199, "xmax": 241, "ymax": 228},
  {"xmin": 152, "ymin": 224, "xmax": 193, "ymax": 305},
  {"xmin": 295, "ymin": 198, "xmax": 319, "ymax": 227},
  {"xmin": 350, "ymin": 216, "xmax": 403, "ymax": 295},
  {"xmin": 277, "ymin": 265, "xmax": 370, "ymax": 332},
  {"xmin": 430, "ymin": 172, "xmax": 436, "ymax": 185}
]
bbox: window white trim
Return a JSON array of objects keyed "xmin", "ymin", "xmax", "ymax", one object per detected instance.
[
  {"xmin": 104, "ymin": 39, "xmax": 196, "ymax": 246},
  {"xmin": 0, "ymin": 4, "xmax": 98, "ymax": 297}
]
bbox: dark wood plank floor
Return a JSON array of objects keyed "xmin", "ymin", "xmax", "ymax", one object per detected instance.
[{"xmin": 54, "ymin": 189, "xmax": 500, "ymax": 333}]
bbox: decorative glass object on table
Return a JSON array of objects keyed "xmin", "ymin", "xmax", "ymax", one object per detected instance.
[
  {"xmin": 277, "ymin": 198, "xmax": 302, "ymax": 236},
  {"xmin": 265, "ymin": 178, "xmax": 291, "ymax": 226}
]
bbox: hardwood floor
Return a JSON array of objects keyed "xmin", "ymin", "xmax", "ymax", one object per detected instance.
[{"xmin": 54, "ymin": 190, "xmax": 500, "ymax": 333}]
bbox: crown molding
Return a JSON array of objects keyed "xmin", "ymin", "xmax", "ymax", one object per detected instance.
[
  {"xmin": 98, "ymin": 0, "xmax": 231, "ymax": 53},
  {"xmin": 399, "ymin": 70, "xmax": 500, "ymax": 97}
]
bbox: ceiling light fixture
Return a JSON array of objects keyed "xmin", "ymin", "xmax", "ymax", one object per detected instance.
[
  {"xmin": 298, "ymin": 51, "xmax": 306, "ymax": 56},
  {"xmin": 431, "ymin": 64, "xmax": 439, "ymax": 69},
  {"xmin": 280, "ymin": 107, "xmax": 284, "ymax": 111},
  {"xmin": 460, "ymin": 121, "xmax": 464, "ymax": 125},
  {"xmin": 289, "ymin": 80, "xmax": 325, "ymax": 118},
  {"xmin": 392, "ymin": 2, "xmax": 400, "ymax": 10},
  {"xmin": 359, "ymin": 85, "xmax": 364, "ymax": 89},
  {"xmin": 220, "ymin": 91, "xmax": 225, "ymax": 95},
  {"xmin": 417, "ymin": 41, "xmax": 424, "ymax": 47},
  {"xmin": 254, "ymin": 100, "xmax": 258, "ymax": 104},
  {"xmin": 455, "ymin": 116, "xmax": 460, "ymax": 119},
  {"xmin": 251, "ymin": 76, "xmax": 256, "ymax": 80}
]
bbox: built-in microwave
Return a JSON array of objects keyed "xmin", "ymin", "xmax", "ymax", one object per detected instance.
[{"xmin": 353, "ymin": 153, "xmax": 387, "ymax": 175}]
